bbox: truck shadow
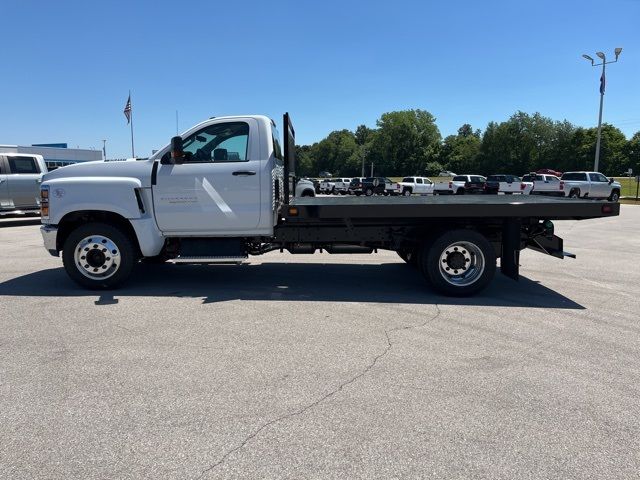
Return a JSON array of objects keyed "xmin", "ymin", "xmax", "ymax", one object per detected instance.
[{"xmin": 0, "ymin": 262, "xmax": 584, "ymax": 309}]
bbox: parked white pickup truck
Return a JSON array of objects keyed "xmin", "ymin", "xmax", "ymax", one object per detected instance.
[
  {"xmin": 319, "ymin": 178, "xmax": 336, "ymax": 194},
  {"xmin": 522, "ymin": 174, "xmax": 564, "ymax": 197},
  {"xmin": 434, "ymin": 175, "xmax": 486, "ymax": 195},
  {"xmin": 1, "ymin": 153, "xmax": 47, "ymax": 215},
  {"xmin": 37, "ymin": 113, "xmax": 621, "ymax": 297},
  {"xmin": 332, "ymin": 178, "xmax": 352, "ymax": 194},
  {"xmin": 398, "ymin": 177, "xmax": 434, "ymax": 196},
  {"xmin": 559, "ymin": 172, "xmax": 621, "ymax": 201}
]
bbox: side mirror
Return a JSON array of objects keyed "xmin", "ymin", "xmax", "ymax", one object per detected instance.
[
  {"xmin": 608, "ymin": 178, "xmax": 614, "ymax": 184},
  {"xmin": 171, "ymin": 136, "xmax": 185, "ymax": 164}
]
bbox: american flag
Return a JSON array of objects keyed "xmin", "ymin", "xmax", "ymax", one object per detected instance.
[{"xmin": 123, "ymin": 94, "xmax": 132, "ymax": 124}]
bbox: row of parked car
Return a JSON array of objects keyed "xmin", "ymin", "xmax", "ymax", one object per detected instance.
[{"xmin": 301, "ymin": 171, "xmax": 622, "ymax": 202}]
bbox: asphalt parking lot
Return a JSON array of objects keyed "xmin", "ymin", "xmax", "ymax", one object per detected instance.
[{"xmin": 1, "ymin": 207, "xmax": 639, "ymax": 479}]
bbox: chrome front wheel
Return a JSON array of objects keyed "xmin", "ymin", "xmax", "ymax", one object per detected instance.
[
  {"xmin": 74, "ymin": 235, "xmax": 121, "ymax": 280},
  {"xmin": 62, "ymin": 222, "xmax": 136, "ymax": 289}
]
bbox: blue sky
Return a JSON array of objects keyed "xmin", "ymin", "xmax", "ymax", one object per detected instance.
[{"xmin": 1, "ymin": 0, "xmax": 639, "ymax": 158}]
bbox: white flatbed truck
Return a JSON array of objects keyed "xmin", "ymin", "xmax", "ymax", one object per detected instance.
[{"xmin": 39, "ymin": 114, "xmax": 620, "ymax": 296}]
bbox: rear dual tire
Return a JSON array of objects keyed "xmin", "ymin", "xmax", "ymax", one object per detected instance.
[{"xmin": 419, "ymin": 230, "xmax": 496, "ymax": 297}]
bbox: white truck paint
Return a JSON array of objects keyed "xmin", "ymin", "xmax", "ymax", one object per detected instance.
[
  {"xmin": 319, "ymin": 178, "xmax": 336, "ymax": 194},
  {"xmin": 434, "ymin": 175, "xmax": 486, "ymax": 195},
  {"xmin": 559, "ymin": 172, "xmax": 621, "ymax": 201},
  {"xmin": 485, "ymin": 175, "xmax": 533, "ymax": 195},
  {"xmin": 0, "ymin": 153, "xmax": 47, "ymax": 214},
  {"xmin": 332, "ymin": 178, "xmax": 352, "ymax": 194},
  {"xmin": 398, "ymin": 177, "xmax": 434, "ymax": 196},
  {"xmin": 40, "ymin": 115, "xmax": 279, "ymax": 258},
  {"xmin": 522, "ymin": 174, "xmax": 565, "ymax": 196}
]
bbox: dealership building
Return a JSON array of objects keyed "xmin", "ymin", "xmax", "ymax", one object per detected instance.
[{"xmin": 0, "ymin": 143, "xmax": 102, "ymax": 170}]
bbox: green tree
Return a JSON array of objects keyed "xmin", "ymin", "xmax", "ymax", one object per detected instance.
[
  {"xmin": 477, "ymin": 112, "xmax": 576, "ymax": 175},
  {"xmin": 625, "ymin": 131, "xmax": 640, "ymax": 175},
  {"xmin": 566, "ymin": 125, "xmax": 627, "ymax": 175},
  {"xmin": 368, "ymin": 109, "xmax": 441, "ymax": 175},
  {"xmin": 438, "ymin": 124, "xmax": 481, "ymax": 174},
  {"xmin": 309, "ymin": 129, "xmax": 359, "ymax": 176},
  {"xmin": 355, "ymin": 125, "xmax": 373, "ymax": 146}
]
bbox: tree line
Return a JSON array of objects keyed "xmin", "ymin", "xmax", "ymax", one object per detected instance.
[{"xmin": 295, "ymin": 109, "xmax": 640, "ymax": 178}]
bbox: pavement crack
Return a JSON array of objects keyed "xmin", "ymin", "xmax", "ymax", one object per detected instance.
[{"xmin": 197, "ymin": 304, "xmax": 441, "ymax": 479}]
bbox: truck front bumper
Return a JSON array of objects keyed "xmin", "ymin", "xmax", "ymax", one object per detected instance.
[{"xmin": 40, "ymin": 225, "xmax": 59, "ymax": 257}]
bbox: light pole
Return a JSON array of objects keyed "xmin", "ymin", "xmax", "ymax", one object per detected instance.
[
  {"xmin": 582, "ymin": 47, "xmax": 622, "ymax": 172},
  {"xmin": 102, "ymin": 139, "xmax": 107, "ymax": 160}
]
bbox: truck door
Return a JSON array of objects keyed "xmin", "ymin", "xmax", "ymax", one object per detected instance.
[
  {"xmin": 0, "ymin": 156, "xmax": 10, "ymax": 209},
  {"xmin": 152, "ymin": 119, "xmax": 262, "ymax": 233},
  {"xmin": 589, "ymin": 173, "xmax": 609, "ymax": 198},
  {"xmin": 5, "ymin": 155, "xmax": 42, "ymax": 209}
]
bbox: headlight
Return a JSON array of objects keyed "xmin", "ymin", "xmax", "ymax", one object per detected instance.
[{"xmin": 40, "ymin": 186, "xmax": 50, "ymax": 219}]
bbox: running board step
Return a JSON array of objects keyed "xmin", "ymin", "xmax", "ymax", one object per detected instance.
[{"xmin": 171, "ymin": 256, "xmax": 247, "ymax": 264}]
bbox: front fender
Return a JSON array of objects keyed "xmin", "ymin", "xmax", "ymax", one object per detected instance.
[{"xmin": 44, "ymin": 177, "xmax": 144, "ymax": 224}]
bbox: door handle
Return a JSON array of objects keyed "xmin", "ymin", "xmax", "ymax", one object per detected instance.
[{"xmin": 232, "ymin": 170, "xmax": 256, "ymax": 176}]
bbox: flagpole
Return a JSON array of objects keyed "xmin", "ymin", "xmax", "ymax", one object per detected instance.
[{"xmin": 129, "ymin": 90, "xmax": 135, "ymax": 158}]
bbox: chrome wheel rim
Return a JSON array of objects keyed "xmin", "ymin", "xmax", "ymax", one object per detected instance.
[
  {"xmin": 74, "ymin": 235, "xmax": 121, "ymax": 280},
  {"xmin": 438, "ymin": 241, "xmax": 485, "ymax": 286}
]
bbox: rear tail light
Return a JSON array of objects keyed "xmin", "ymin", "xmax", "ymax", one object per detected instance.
[
  {"xmin": 560, "ymin": 181, "xmax": 564, "ymax": 191},
  {"xmin": 520, "ymin": 183, "xmax": 526, "ymax": 190},
  {"xmin": 448, "ymin": 181, "xmax": 452, "ymax": 188}
]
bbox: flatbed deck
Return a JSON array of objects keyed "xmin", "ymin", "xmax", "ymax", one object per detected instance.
[{"xmin": 285, "ymin": 195, "xmax": 619, "ymax": 221}]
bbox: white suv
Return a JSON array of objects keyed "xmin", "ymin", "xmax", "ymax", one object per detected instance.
[{"xmin": 0, "ymin": 153, "xmax": 48, "ymax": 214}]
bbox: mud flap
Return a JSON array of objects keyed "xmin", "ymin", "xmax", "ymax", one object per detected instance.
[{"xmin": 501, "ymin": 218, "xmax": 521, "ymax": 280}]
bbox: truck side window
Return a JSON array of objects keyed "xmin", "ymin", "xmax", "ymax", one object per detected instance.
[
  {"xmin": 7, "ymin": 156, "xmax": 40, "ymax": 174},
  {"xmin": 416, "ymin": 178, "xmax": 423, "ymax": 184},
  {"xmin": 181, "ymin": 122, "xmax": 249, "ymax": 163}
]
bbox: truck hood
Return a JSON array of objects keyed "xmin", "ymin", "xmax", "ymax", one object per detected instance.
[{"xmin": 43, "ymin": 159, "xmax": 154, "ymax": 187}]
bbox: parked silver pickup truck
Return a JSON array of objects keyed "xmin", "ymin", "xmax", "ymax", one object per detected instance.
[
  {"xmin": 0, "ymin": 153, "xmax": 48, "ymax": 215},
  {"xmin": 560, "ymin": 172, "xmax": 621, "ymax": 201}
]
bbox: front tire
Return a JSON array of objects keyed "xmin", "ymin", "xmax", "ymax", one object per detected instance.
[
  {"xmin": 419, "ymin": 229, "xmax": 496, "ymax": 297},
  {"xmin": 62, "ymin": 222, "xmax": 137, "ymax": 289},
  {"xmin": 609, "ymin": 189, "xmax": 620, "ymax": 202}
]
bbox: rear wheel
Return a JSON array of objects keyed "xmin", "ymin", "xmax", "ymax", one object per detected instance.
[
  {"xmin": 403, "ymin": 188, "xmax": 412, "ymax": 196},
  {"xmin": 569, "ymin": 189, "xmax": 580, "ymax": 199},
  {"xmin": 62, "ymin": 222, "xmax": 137, "ymax": 289},
  {"xmin": 419, "ymin": 230, "xmax": 496, "ymax": 297},
  {"xmin": 456, "ymin": 188, "xmax": 465, "ymax": 195},
  {"xmin": 365, "ymin": 187, "xmax": 374, "ymax": 196}
]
